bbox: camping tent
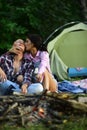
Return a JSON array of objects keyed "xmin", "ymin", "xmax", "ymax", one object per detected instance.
[{"xmin": 46, "ymin": 22, "xmax": 87, "ymax": 80}]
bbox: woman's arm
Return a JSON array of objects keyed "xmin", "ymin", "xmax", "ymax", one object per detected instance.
[{"xmin": 38, "ymin": 51, "xmax": 51, "ymax": 74}]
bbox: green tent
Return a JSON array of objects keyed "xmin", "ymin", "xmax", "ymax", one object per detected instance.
[{"xmin": 46, "ymin": 22, "xmax": 87, "ymax": 80}]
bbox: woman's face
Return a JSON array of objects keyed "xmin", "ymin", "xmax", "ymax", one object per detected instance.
[
  {"xmin": 25, "ymin": 38, "xmax": 34, "ymax": 51},
  {"xmin": 13, "ymin": 39, "xmax": 25, "ymax": 52}
]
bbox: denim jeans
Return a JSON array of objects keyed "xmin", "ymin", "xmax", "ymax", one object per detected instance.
[{"xmin": 0, "ymin": 80, "xmax": 43, "ymax": 95}]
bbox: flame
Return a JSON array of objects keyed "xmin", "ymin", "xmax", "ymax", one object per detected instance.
[{"xmin": 38, "ymin": 107, "xmax": 45, "ymax": 118}]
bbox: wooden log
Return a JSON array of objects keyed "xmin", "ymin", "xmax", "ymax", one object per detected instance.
[
  {"xmin": 0, "ymin": 114, "xmax": 21, "ymax": 121},
  {"xmin": 68, "ymin": 99, "xmax": 87, "ymax": 113},
  {"xmin": 46, "ymin": 92, "xmax": 87, "ymax": 113},
  {"xmin": 3, "ymin": 102, "xmax": 18, "ymax": 116},
  {"xmin": 0, "ymin": 91, "xmax": 47, "ymax": 104},
  {"xmin": 78, "ymin": 96, "xmax": 87, "ymax": 103}
]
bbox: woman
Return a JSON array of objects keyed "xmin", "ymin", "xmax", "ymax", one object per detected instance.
[
  {"xmin": 0, "ymin": 39, "xmax": 43, "ymax": 95},
  {"xmin": 24, "ymin": 34, "xmax": 58, "ymax": 92}
]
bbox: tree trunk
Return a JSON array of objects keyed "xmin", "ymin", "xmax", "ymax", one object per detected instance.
[{"xmin": 79, "ymin": 0, "xmax": 87, "ymax": 20}]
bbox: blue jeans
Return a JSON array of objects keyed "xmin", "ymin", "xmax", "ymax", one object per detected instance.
[{"xmin": 0, "ymin": 80, "xmax": 43, "ymax": 95}]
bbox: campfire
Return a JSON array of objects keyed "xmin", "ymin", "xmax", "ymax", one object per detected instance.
[{"xmin": 0, "ymin": 90, "xmax": 87, "ymax": 126}]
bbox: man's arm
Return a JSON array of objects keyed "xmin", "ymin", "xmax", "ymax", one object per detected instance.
[
  {"xmin": 21, "ymin": 61, "xmax": 33, "ymax": 94},
  {"xmin": 8, "ymin": 47, "xmax": 21, "ymax": 55},
  {"xmin": 0, "ymin": 67, "xmax": 7, "ymax": 82}
]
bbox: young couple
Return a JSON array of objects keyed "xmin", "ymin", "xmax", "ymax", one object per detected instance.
[{"xmin": 0, "ymin": 34, "xmax": 58, "ymax": 95}]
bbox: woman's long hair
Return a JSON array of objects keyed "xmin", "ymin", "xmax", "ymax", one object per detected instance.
[{"xmin": 26, "ymin": 34, "xmax": 47, "ymax": 51}]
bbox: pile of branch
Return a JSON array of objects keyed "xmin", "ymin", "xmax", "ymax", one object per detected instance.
[{"xmin": 0, "ymin": 91, "xmax": 87, "ymax": 126}]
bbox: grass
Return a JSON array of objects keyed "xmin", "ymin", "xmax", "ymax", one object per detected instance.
[{"xmin": 0, "ymin": 114, "xmax": 87, "ymax": 130}]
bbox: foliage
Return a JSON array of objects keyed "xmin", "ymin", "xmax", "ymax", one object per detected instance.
[{"xmin": 0, "ymin": 0, "xmax": 84, "ymax": 51}]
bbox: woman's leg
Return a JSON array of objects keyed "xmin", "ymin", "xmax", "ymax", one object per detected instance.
[
  {"xmin": 27, "ymin": 83, "xmax": 43, "ymax": 94},
  {"xmin": 43, "ymin": 70, "xmax": 58, "ymax": 92}
]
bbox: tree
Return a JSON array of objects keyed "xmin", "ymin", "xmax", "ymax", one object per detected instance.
[
  {"xmin": 0, "ymin": 0, "xmax": 83, "ymax": 52},
  {"xmin": 79, "ymin": 0, "xmax": 87, "ymax": 20}
]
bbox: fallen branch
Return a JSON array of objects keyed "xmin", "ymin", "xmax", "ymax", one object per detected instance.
[
  {"xmin": 46, "ymin": 92, "xmax": 87, "ymax": 113},
  {"xmin": 3, "ymin": 102, "xmax": 18, "ymax": 116}
]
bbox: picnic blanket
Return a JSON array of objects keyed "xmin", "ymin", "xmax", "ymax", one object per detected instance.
[{"xmin": 58, "ymin": 78, "xmax": 87, "ymax": 93}]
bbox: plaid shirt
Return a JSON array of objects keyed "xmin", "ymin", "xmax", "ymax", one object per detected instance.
[{"xmin": 0, "ymin": 52, "xmax": 34, "ymax": 86}]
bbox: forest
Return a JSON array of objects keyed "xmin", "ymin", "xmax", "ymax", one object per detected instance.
[{"xmin": 0, "ymin": 0, "xmax": 87, "ymax": 54}]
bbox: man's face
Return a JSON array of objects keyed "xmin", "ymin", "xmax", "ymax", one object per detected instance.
[{"xmin": 13, "ymin": 39, "xmax": 25, "ymax": 52}]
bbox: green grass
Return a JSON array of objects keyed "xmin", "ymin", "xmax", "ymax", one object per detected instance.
[{"xmin": 0, "ymin": 114, "xmax": 87, "ymax": 130}]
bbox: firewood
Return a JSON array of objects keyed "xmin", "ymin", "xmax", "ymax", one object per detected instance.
[
  {"xmin": 46, "ymin": 93, "xmax": 87, "ymax": 113},
  {"xmin": 68, "ymin": 99, "xmax": 87, "ymax": 112},
  {"xmin": 3, "ymin": 102, "xmax": 18, "ymax": 116},
  {"xmin": 0, "ymin": 91, "xmax": 87, "ymax": 126}
]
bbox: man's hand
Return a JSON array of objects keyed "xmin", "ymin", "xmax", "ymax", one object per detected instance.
[
  {"xmin": 0, "ymin": 68, "xmax": 7, "ymax": 82},
  {"xmin": 21, "ymin": 83, "xmax": 28, "ymax": 94},
  {"xmin": 9, "ymin": 47, "xmax": 20, "ymax": 55},
  {"xmin": 17, "ymin": 75, "xmax": 23, "ymax": 83}
]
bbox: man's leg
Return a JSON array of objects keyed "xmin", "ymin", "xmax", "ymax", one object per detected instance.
[{"xmin": 0, "ymin": 80, "xmax": 20, "ymax": 95}]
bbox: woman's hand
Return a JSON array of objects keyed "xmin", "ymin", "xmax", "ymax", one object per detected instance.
[
  {"xmin": 21, "ymin": 83, "xmax": 28, "ymax": 94},
  {"xmin": 36, "ymin": 73, "xmax": 43, "ymax": 82},
  {"xmin": 0, "ymin": 68, "xmax": 7, "ymax": 82}
]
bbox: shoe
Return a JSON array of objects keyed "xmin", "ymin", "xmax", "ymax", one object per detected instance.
[
  {"xmin": 13, "ymin": 91, "xmax": 23, "ymax": 95},
  {"xmin": 5, "ymin": 85, "xmax": 14, "ymax": 95}
]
